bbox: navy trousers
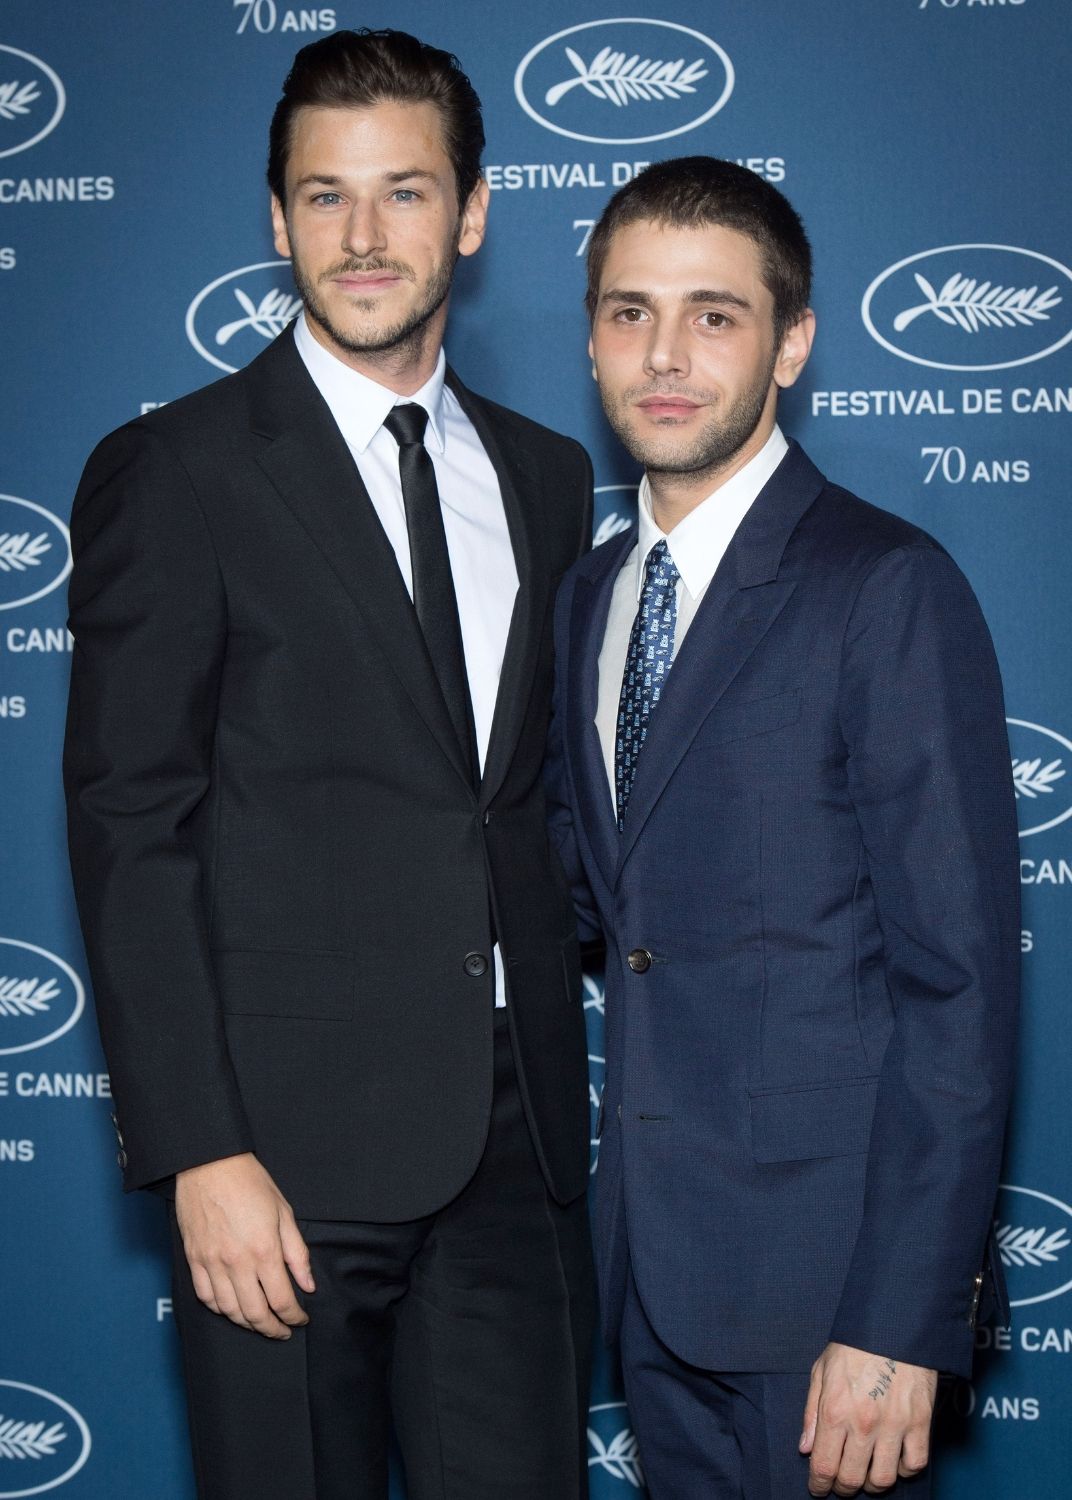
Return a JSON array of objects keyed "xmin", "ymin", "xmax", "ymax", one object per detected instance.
[{"xmin": 619, "ymin": 1272, "xmax": 933, "ymax": 1500}]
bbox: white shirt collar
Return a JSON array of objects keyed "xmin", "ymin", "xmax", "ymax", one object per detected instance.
[
  {"xmin": 293, "ymin": 310, "xmax": 448, "ymax": 455},
  {"xmin": 635, "ymin": 425, "xmax": 789, "ymax": 601}
]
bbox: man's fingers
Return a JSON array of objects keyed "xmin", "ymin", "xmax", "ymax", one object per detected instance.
[
  {"xmin": 800, "ymin": 1363, "xmax": 823, "ymax": 1453},
  {"xmin": 279, "ymin": 1211, "xmax": 316, "ymax": 1296},
  {"xmin": 205, "ymin": 1268, "xmax": 253, "ymax": 1331},
  {"xmin": 897, "ymin": 1423, "xmax": 930, "ymax": 1480},
  {"xmin": 230, "ymin": 1266, "xmax": 291, "ymax": 1338},
  {"xmin": 258, "ymin": 1255, "xmax": 309, "ymax": 1328},
  {"xmin": 188, "ymin": 1261, "xmax": 221, "ymax": 1316},
  {"xmin": 807, "ymin": 1417, "xmax": 847, "ymax": 1497},
  {"xmin": 830, "ymin": 1432, "xmax": 874, "ymax": 1497},
  {"xmin": 863, "ymin": 1435, "xmax": 903, "ymax": 1492}
]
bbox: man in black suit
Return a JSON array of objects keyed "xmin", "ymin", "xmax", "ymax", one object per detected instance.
[{"xmin": 64, "ymin": 29, "xmax": 594, "ymax": 1500}]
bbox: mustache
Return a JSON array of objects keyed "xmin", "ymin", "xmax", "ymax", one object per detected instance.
[
  {"xmin": 321, "ymin": 257, "xmax": 416, "ymax": 283},
  {"xmin": 624, "ymin": 382, "xmax": 714, "ymax": 403}
]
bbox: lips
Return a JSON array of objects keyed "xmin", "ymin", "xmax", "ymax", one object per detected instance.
[
  {"xmin": 636, "ymin": 397, "xmax": 700, "ymax": 417},
  {"xmin": 332, "ymin": 273, "xmax": 401, "ymax": 292}
]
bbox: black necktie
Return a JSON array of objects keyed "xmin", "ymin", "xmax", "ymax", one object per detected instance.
[{"xmin": 383, "ymin": 403, "xmax": 479, "ymax": 789}]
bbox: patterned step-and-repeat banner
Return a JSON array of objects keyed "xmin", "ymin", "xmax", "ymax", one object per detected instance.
[{"xmin": 1, "ymin": 2, "xmax": 1070, "ymax": 1495}]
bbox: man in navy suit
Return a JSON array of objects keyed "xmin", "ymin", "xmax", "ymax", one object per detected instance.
[{"xmin": 548, "ymin": 158, "xmax": 1019, "ymax": 1497}]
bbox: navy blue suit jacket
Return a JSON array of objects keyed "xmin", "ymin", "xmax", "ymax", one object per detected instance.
[{"xmin": 547, "ymin": 441, "xmax": 1019, "ymax": 1377}]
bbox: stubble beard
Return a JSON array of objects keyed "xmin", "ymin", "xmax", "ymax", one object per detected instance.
[
  {"xmin": 292, "ymin": 246, "xmax": 458, "ymax": 365},
  {"xmin": 600, "ymin": 348, "xmax": 778, "ymax": 482}
]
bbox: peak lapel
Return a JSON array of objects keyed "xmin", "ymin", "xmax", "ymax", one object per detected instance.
[
  {"xmin": 446, "ymin": 372, "xmax": 549, "ymax": 808},
  {"xmin": 568, "ymin": 532, "xmax": 635, "ymax": 891},
  {"xmin": 245, "ymin": 328, "xmax": 473, "ymax": 792},
  {"xmin": 616, "ymin": 442, "xmax": 824, "ymax": 875}
]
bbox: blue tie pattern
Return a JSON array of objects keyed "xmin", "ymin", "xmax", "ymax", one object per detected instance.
[{"xmin": 615, "ymin": 538, "xmax": 680, "ymax": 831}]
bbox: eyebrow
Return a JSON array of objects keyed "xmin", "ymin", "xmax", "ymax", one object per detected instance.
[
  {"xmin": 600, "ymin": 288, "xmax": 754, "ymax": 312},
  {"xmin": 292, "ymin": 169, "xmax": 440, "ymax": 191}
]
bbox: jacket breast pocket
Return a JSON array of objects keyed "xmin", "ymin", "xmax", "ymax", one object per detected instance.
[
  {"xmin": 212, "ymin": 949, "xmax": 355, "ymax": 1020},
  {"xmin": 749, "ymin": 1075, "xmax": 878, "ymax": 1163},
  {"xmin": 693, "ymin": 688, "xmax": 801, "ymax": 748}
]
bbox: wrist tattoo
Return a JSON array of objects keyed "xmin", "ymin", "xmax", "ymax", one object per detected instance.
[{"xmin": 867, "ymin": 1360, "xmax": 897, "ymax": 1401}]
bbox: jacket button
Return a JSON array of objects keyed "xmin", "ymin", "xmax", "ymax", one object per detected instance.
[
  {"xmin": 463, "ymin": 952, "xmax": 488, "ymax": 978},
  {"xmin": 627, "ymin": 948, "xmax": 652, "ymax": 974},
  {"xmin": 117, "ymin": 1149, "xmax": 128, "ymax": 1171}
]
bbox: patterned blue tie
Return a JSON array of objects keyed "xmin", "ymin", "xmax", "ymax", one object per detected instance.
[{"xmin": 615, "ymin": 539, "xmax": 680, "ymax": 831}]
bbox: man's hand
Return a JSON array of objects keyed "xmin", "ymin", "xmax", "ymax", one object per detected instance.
[
  {"xmin": 801, "ymin": 1342, "xmax": 937, "ymax": 1496},
  {"xmin": 175, "ymin": 1152, "xmax": 316, "ymax": 1339}
]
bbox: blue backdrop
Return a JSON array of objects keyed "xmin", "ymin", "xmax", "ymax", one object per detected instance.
[{"xmin": 2, "ymin": 2, "xmax": 1070, "ymax": 1495}]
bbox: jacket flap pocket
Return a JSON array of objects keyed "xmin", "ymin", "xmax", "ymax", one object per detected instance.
[
  {"xmin": 749, "ymin": 1075, "xmax": 878, "ymax": 1163},
  {"xmin": 213, "ymin": 949, "xmax": 355, "ymax": 1020},
  {"xmin": 696, "ymin": 688, "xmax": 800, "ymax": 747}
]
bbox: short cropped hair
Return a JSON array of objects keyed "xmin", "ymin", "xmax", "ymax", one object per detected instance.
[
  {"xmin": 268, "ymin": 28, "xmax": 485, "ymax": 212},
  {"xmin": 585, "ymin": 157, "xmax": 812, "ymax": 343}
]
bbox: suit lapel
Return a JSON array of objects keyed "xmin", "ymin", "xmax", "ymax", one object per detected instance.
[
  {"xmin": 568, "ymin": 532, "xmax": 635, "ymax": 891},
  {"xmin": 245, "ymin": 328, "xmax": 473, "ymax": 791},
  {"xmin": 446, "ymin": 371, "xmax": 548, "ymax": 808},
  {"xmin": 616, "ymin": 442, "xmax": 825, "ymax": 875}
]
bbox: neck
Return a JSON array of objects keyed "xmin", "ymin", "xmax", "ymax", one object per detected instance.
[
  {"xmin": 647, "ymin": 417, "xmax": 774, "ymax": 534},
  {"xmin": 304, "ymin": 305, "xmax": 447, "ymax": 397}
]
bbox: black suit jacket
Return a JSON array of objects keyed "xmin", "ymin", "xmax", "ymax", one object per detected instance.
[{"xmin": 63, "ymin": 325, "xmax": 593, "ymax": 1222}]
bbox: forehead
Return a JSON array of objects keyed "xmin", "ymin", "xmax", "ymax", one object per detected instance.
[
  {"xmin": 599, "ymin": 218, "xmax": 769, "ymax": 300},
  {"xmin": 285, "ymin": 100, "xmax": 451, "ymax": 177}
]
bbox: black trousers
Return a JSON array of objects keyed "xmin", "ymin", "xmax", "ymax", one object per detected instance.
[
  {"xmin": 620, "ymin": 1272, "xmax": 931, "ymax": 1500},
  {"xmin": 170, "ymin": 1013, "xmax": 595, "ymax": 1500}
]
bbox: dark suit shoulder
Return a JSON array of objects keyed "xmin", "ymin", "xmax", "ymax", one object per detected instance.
[
  {"xmin": 797, "ymin": 480, "xmax": 948, "ymax": 578},
  {"xmin": 83, "ymin": 369, "xmax": 246, "ymax": 475},
  {"xmin": 460, "ymin": 385, "xmax": 590, "ymax": 467}
]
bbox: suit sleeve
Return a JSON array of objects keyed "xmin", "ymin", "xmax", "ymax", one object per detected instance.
[
  {"xmin": 827, "ymin": 543, "xmax": 1020, "ymax": 1377},
  {"xmin": 546, "ymin": 566, "xmax": 603, "ymax": 948},
  {"xmin": 63, "ymin": 424, "xmax": 254, "ymax": 1191}
]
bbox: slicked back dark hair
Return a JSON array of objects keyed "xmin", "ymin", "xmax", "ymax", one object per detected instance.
[
  {"xmin": 268, "ymin": 28, "xmax": 485, "ymax": 213},
  {"xmin": 585, "ymin": 157, "xmax": 812, "ymax": 344}
]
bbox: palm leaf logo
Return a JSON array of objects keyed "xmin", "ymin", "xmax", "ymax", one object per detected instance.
[
  {"xmin": 0, "ymin": 976, "xmax": 61, "ymax": 1018},
  {"xmin": 894, "ymin": 272, "xmax": 1061, "ymax": 334},
  {"xmin": 0, "ymin": 531, "xmax": 51, "ymax": 573},
  {"xmin": 546, "ymin": 46, "xmax": 707, "ymax": 108},
  {"xmin": 0, "ymin": 81, "xmax": 41, "ymax": 121},
  {"xmin": 996, "ymin": 1224, "xmax": 1071, "ymax": 1268},
  {"xmin": 215, "ymin": 287, "xmax": 302, "ymax": 346},
  {"xmin": 1011, "ymin": 756, "xmax": 1065, "ymax": 799},
  {"xmin": 0, "ymin": 1416, "xmax": 67, "ymax": 1459},
  {"xmin": 588, "ymin": 1425, "xmax": 645, "ymax": 1487}
]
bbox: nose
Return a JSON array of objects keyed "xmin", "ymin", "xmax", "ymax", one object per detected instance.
[
  {"xmin": 644, "ymin": 319, "xmax": 690, "ymax": 380},
  {"xmin": 341, "ymin": 199, "xmax": 387, "ymax": 259}
]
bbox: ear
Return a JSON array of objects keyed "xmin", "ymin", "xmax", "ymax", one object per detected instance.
[
  {"xmin": 773, "ymin": 308, "xmax": 815, "ymax": 390},
  {"xmin": 271, "ymin": 194, "xmax": 292, "ymax": 260},
  {"xmin": 588, "ymin": 333, "xmax": 597, "ymax": 381},
  {"xmin": 458, "ymin": 177, "xmax": 490, "ymax": 258}
]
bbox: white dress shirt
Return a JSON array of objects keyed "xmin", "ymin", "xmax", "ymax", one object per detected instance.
[
  {"xmin": 596, "ymin": 426, "xmax": 789, "ymax": 805},
  {"xmin": 294, "ymin": 313, "xmax": 517, "ymax": 1004}
]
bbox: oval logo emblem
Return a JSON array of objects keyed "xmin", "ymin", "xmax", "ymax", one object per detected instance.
[
  {"xmin": 0, "ymin": 497, "xmax": 72, "ymax": 614},
  {"xmin": 588, "ymin": 1051, "xmax": 605, "ymax": 1177},
  {"xmin": 0, "ymin": 1380, "xmax": 91, "ymax": 1497},
  {"xmin": 862, "ymin": 244, "xmax": 1072, "ymax": 372},
  {"xmin": 1007, "ymin": 718, "xmax": 1072, "ymax": 839},
  {"xmin": 0, "ymin": 940, "xmax": 85, "ymax": 1057},
  {"xmin": 0, "ymin": 45, "xmax": 65, "ymax": 161},
  {"xmin": 594, "ymin": 483, "xmax": 639, "ymax": 548},
  {"xmin": 185, "ymin": 261, "xmax": 301, "ymax": 374},
  {"xmin": 587, "ymin": 1401, "xmax": 645, "ymax": 1490},
  {"xmin": 996, "ymin": 1184, "xmax": 1072, "ymax": 1308},
  {"xmin": 515, "ymin": 19, "xmax": 734, "ymax": 146}
]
